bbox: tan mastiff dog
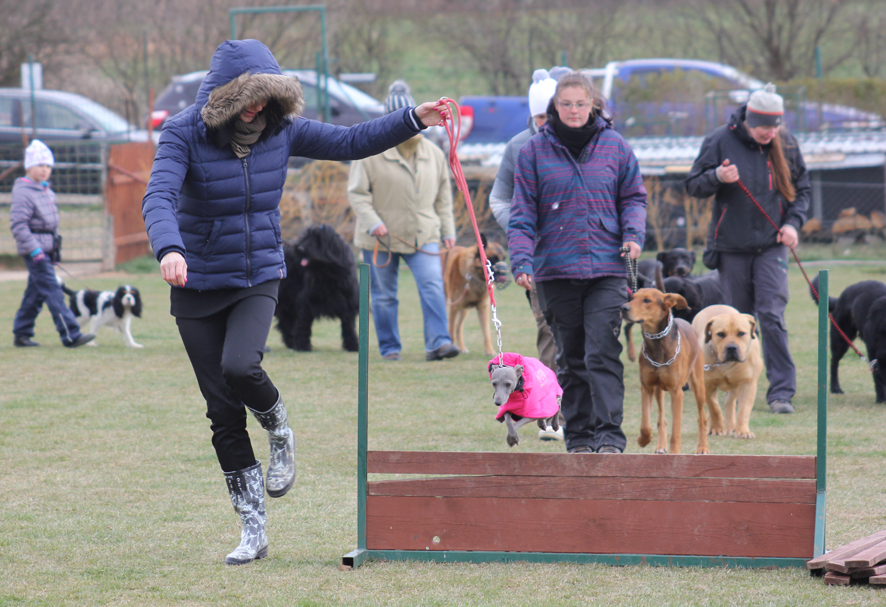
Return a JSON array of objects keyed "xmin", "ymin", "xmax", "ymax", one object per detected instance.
[{"xmin": 691, "ymin": 305, "xmax": 764, "ymax": 439}]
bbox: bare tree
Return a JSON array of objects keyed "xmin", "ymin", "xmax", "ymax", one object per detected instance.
[
  {"xmin": 0, "ymin": 0, "xmax": 68, "ymax": 87},
  {"xmin": 531, "ymin": 0, "xmax": 626, "ymax": 70},
  {"xmin": 689, "ymin": 0, "xmax": 856, "ymax": 80},
  {"xmin": 855, "ymin": 5, "xmax": 886, "ymax": 77},
  {"xmin": 427, "ymin": 0, "xmax": 531, "ymax": 96}
]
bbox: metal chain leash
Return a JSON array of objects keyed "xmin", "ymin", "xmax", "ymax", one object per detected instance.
[
  {"xmin": 486, "ymin": 259, "xmax": 505, "ymax": 366},
  {"xmin": 621, "ymin": 245, "xmax": 638, "ymax": 293}
]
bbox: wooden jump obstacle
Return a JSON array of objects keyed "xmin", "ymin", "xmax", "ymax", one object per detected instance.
[{"xmin": 342, "ymin": 265, "xmax": 830, "ymax": 569}]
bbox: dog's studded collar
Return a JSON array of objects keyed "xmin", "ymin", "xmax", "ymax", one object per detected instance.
[
  {"xmin": 642, "ymin": 330, "xmax": 681, "ymax": 368},
  {"xmin": 643, "ymin": 311, "xmax": 674, "ymax": 340}
]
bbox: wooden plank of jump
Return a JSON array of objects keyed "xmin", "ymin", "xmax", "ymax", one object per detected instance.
[
  {"xmin": 368, "ymin": 451, "xmax": 816, "ymax": 480},
  {"xmin": 365, "ymin": 495, "xmax": 815, "ymax": 559},
  {"xmin": 871, "ymin": 573, "xmax": 886, "ymax": 585},
  {"xmin": 845, "ymin": 539, "xmax": 886, "ymax": 569},
  {"xmin": 368, "ymin": 475, "xmax": 816, "ymax": 504},
  {"xmin": 823, "ymin": 571, "xmax": 852, "ymax": 586},
  {"xmin": 807, "ymin": 529, "xmax": 886, "ymax": 571},
  {"xmin": 850, "ymin": 563, "xmax": 886, "ymax": 578}
]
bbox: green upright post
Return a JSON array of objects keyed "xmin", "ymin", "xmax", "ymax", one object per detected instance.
[
  {"xmin": 814, "ymin": 269, "xmax": 828, "ymax": 557},
  {"xmin": 342, "ymin": 263, "xmax": 371, "ymax": 568},
  {"xmin": 357, "ymin": 263, "xmax": 369, "ymax": 549}
]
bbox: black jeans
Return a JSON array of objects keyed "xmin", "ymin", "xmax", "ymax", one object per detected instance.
[
  {"xmin": 537, "ymin": 277, "xmax": 628, "ymax": 452},
  {"xmin": 176, "ymin": 294, "xmax": 278, "ymax": 472},
  {"xmin": 718, "ymin": 246, "xmax": 795, "ymax": 403}
]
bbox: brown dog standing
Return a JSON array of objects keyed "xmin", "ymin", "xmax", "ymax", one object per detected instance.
[
  {"xmin": 691, "ymin": 304, "xmax": 763, "ymax": 439},
  {"xmin": 621, "ymin": 288, "xmax": 715, "ymax": 454},
  {"xmin": 442, "ymin": 236, "xmax": 507, "ymax": 356}
]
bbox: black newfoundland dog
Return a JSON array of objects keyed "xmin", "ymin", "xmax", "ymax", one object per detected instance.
[{"xmin": 275, "ymin": 224, "xmax": 359, "ymax": 352}]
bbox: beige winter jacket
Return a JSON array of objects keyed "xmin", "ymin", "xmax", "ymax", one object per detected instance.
[{"xmin": 348, "ymin": 137, "xmax": 455, "ymax": 254}]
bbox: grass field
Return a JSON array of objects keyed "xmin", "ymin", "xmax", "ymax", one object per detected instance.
[{"xmin": 2, "ymin": 255, "xmax": 886, "ymax": 606}]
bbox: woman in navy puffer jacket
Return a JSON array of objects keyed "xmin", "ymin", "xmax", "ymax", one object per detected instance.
[{"xmin": 142, "ymin": 39, "xmax": 449, "ymax": 565}]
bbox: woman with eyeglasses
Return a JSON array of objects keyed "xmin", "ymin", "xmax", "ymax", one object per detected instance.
[{"xmin": 508, "ymin": 71, "xmax": 647, "ymax": 455}]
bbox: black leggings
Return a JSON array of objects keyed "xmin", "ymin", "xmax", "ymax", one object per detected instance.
[{"xmin": 176, "ymin": 295, "xmax": 278, "ymax": 472}]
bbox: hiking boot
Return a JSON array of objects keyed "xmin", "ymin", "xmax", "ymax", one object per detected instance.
[
  {"xmin": 568, "ymin": 445, "xmax": 594, "ymax": 454},
  {"xmin": 426, "ymin": 343, "xmax": 459, "ymax": 361},
  {"xmin": 13, "ymin": 336, "xmax": 40, "ymax": 347},
  {"xmin": 64, "ymin": 333, "xmax": 95, "ymax": 348},
  {"xmin": 597, "ymin": 445, "xmax": 623, "ymax": 454},
  {"xmin": 769, "ymin": 399, "xmax": 796, "ymax": 414}
]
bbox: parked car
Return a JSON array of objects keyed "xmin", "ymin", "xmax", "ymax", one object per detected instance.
[
  {"xmin": 149, "ymin": 70, "xmax": 385, "ymax": 130},
  {"xmin": 457, "ymin": 58, "xmax": 885, "ymax": 144},
  {"xmin": 0, "ymin": 88, "xmax": 153, "ymax": 194},
  {"xmin": 0, "ymin": 88, "xmax": 151, "ymax": 144},
  {"xmin": 583, "ymin": 58, "xmax": 885, "ymax": 137}
]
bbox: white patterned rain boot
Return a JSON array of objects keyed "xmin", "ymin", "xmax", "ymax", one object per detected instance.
[
  {"xmin": 224, "ymin": 461, "xmax": 269, "ymax": 565},
  {"xmin": 248, "ymin": 394, "xmax": 296, "ymax": 498}
]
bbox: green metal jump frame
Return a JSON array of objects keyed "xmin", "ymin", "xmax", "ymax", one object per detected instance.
[{"xmin": 342, "ymin": 265, "xmax": 829, "ymax": 569}]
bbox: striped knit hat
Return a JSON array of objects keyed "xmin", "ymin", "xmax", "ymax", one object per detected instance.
[
  {"xmin": 746, "ymin": 83, "xmax": 784, "ymax": 128},
  {"xmin": 384, "ymin": 80, "xmax": 415, "ymax": 114}
]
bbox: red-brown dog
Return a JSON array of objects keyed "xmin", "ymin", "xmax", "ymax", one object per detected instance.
[{"xmin": 621, "ymin": 288, "xmax": 717, "ymax": 454}]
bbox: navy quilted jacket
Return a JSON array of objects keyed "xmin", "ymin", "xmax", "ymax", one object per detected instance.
[{"xmin": 142, "ymin": 39, "xmax": 421, "ymax": 290}]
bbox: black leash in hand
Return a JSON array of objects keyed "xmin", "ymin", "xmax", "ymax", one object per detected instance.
[{"xmin": 621, "ymin": 246, "xmax": 638, "ymax": 294}]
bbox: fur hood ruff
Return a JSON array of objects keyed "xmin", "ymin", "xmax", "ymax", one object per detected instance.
[{"xmin": 201, "ymin": 72, "xmax": 305, "ymax": 130}]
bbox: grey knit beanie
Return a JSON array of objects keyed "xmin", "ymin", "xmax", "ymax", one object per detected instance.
[
  {"xmin": 746, "ymin": 83, "xmax": 784, "ymax": 128},
  {"xmin": 384, "ymin": 80, "xmax": 415, "ymax": 114}
]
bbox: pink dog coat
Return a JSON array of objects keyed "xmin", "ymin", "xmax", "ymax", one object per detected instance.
[{"xmin": 489, "ymin": 352, "xmax": 562, "ymax": 421}]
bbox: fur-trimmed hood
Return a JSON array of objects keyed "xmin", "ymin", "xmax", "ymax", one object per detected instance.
[{"xmin": 198, "ymin": 39, "xmax": 305, "ymax": 131}]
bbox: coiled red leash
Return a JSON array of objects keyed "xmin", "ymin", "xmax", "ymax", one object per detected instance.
[
  {"xmin": 438, "ymin": 97, "xmax": 504, "ymax": 364},
  {"xmin": 733, "ymin": 176, "xmax": 867, "ymax": 362}
]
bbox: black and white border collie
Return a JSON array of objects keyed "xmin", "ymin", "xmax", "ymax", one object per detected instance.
[{"xmin": 61, "ymin": 283, "xmax": 144, "ymax": 348}]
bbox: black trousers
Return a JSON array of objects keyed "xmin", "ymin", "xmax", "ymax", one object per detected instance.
[
  {"xmin": 176, "ymin": 294, "xmax": 279, "ymax": 472},
  {"xmin": 718, "ymin": 246, "xmax": 796, "ymax": 403},
  {"xmin": 537, "ymin": 277, "xmax": 628, "ymax": 452}
]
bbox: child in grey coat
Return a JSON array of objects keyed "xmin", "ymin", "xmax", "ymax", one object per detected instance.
[{"xmin": 10, "ymin": 140, "xmax": 94, "ymax": 348}]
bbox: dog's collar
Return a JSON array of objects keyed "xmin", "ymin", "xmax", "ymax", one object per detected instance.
[
  {"xmin": 642, "ymin": 330, "xmax": 681, "ymax": 368},
  {"xmin": 644, "ymin": 311, "xmax": 674, "ymax": 340}
]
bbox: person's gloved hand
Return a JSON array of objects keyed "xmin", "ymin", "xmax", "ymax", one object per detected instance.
[{"xmin": 31, "ymin": 248, "xmax": 46, "ymax": 262}]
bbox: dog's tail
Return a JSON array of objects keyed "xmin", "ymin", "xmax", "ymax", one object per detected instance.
[
  {"xmin": 654, "ymin": 264, "xmax": 665, "ymax": 291},
  {"xmin": 810, "ymin": 275, "xmax": 837, "ymax": 312},
  {"xmin": 56, "ymin": 275, "xmax": 75, "ymax": 296}
]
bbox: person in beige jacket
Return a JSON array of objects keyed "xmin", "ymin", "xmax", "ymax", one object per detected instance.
[{"xmin": 348, "ymin": 80, "xmax": 459, "ymax": 362}]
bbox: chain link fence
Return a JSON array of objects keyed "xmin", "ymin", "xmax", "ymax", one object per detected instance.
[{"xmin": 0, "ymin": 141, "xmax": 108, "ymax": 264}]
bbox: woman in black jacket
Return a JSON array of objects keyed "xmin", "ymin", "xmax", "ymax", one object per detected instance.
[{"xmin": 685, "ymin": 83, "xmax": 810, "ymax": 415}]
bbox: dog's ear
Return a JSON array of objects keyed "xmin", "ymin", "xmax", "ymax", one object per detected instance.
[
  {"xmin": 488, "ymin": 362, "xmax": 495, "ymax": 374},
  {"xmin": 663, "ymin": 293, "xmax": 689, "ymax": 310},
  {"xmin": 743, "ymin": 314, "xmax": 757, "ymax": 338},
  {"xmin": 689, "ymin": 250, "xmax": 696, "ymax": 269},
  {"xmin": 656, "ymin": 251, "xmax": 666, "ymax": 263},
  {"xmin": 513, "ymin": 364, "xmax": 524, "ymax": 379},
  {"xmin": 705, "ymin": 319, "xmax": 716, "ymax": 343},
  {"xmin": 480, "ymin": 233, "xmax": 488, "ymax": 248}
]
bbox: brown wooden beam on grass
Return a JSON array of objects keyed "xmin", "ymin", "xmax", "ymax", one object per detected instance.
[
  {"xmin": 824, "ymin": 571, "xmax": 852, "ymax": 586},
  {"xmin": 850, "ymin": 563, "xmax": 886, "ymax": 578},
  {"xmin": 806, "ymin": 529, "xmax": 886, "ymax": 571},
  {"xmin": 845, "ymin": 539, "xmax": 886, "ymax": 569}
]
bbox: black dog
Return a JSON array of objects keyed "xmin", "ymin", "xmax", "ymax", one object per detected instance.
[
  {"xmin": 635, "ymin": 247, "xmax": 696, "ymax": 289},
  {"xmin": 627, "ymin": 248, "xmax": 699, "ymax": 361},
  {"xmin": 275, "ymin": 224, "xmax": 359, "ymax": 352},
  {"xmin": 811, "ymin": 275, "xmax": 886, "ymax": 402},
  {"xmin": 660, "ymin": 270, "xmax": 725, "ymax": 323}
]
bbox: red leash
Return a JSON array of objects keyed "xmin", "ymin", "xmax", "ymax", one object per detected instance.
[
  {"xmin": 438, "ymin": 98, "xmax": 497, "ymax": 310},
  {"xmin": 734, "ymin": 178, "xmax": 866, "ymax": 362},
  {"xmin": 438, "ymin": 98, "xmax": 506, "ymax": 365}
]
